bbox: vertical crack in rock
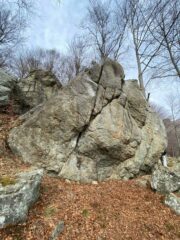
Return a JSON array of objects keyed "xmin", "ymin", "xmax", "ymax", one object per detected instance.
[
  {"xmin": 73, "ymin": 64, "xmax": 105, "ymax": 153},
  {"xmin": 73, "ymin": 63, "xmax": 123, "ymax": 170}
]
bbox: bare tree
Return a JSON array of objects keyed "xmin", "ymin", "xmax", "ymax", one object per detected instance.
[
  {"xmin": 12, "ymin": 44, "xmax": 86, "ymax": 84},
  {"xmin": 11, "ymin": 48, "xmax": 61, "ymax": 78},
  {"xmin": 120, "ymin": 0, "xmax": 166, "ymax": 96},
  {"xmin": 82, "ymin": 0, "xmax": 127, "ymax": 62},
  {"xmin": 149, "ymin": 0, "xmax": 180, "ymax": 81},
  {"xmin": 56, "ymin": 55, "xmax": 75, "ymax": 83},
  {"xmin": 11, "ymin": 49, "xmax": 41, "ymax": 78},
  {"xmin": 151, "ymin": 96, "xmax": 180, "ymax": 157},
  {"xmin": 0, "ymin": 6, "xmax": 24, "ymax": 67},
  {"xmin": 166, "ymin": 92, "xmax": 180, "ymax": 156},
  {"xmin": 3, "ymin": 0, "xmax": 32, "ymax": 7},
  {"xmin": 55, "ymin": 36, "xmax": 88, "ymax": 83},
  {"xmin": 0, "ymin": 0, "xmax": 33, "ymax": 68},
  {"xmin": 40, "ymin": 49, "xmax": 60, "ymax": 73},
  {"xmin": 67, "ymin": 36, "xmax": 87, "ymax": 76},
  {"xmin": 164, "ymin": 118, "xmax": 180, "ymax": 157}
]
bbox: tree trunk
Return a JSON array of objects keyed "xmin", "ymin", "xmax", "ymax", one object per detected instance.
[
  {"xmin": 132, "ymin": 30, "xmax": 146, "ymax": 97},
  {"xmin": 162, "ymin": 19, "xmax": 180, "ymax": 78},
  {"xmin": 165, "ymin": 39, "xmax": 180, "ymax": 78}
]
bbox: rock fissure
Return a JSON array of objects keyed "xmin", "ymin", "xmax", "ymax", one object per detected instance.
[
  {"xmin": 74, "ymin": 66, "xmax": 127, "ymax": 158},
  {"xmin": 7, "ymin": 60, "xmax": 167, "ymax": 182},
  {"xmin": 73, "ymin": 63, "xmax": 109, "ymax": 154}
]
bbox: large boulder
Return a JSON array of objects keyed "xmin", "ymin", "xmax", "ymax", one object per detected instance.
[
  {"xmin": 0, "ymin": 169, "xmax": 43, "ymax": 229},
  {"xmin": 0, "ymin": 69, "xmax": 14, "ymax": 107},
  {"xmin": 8, "ymin": 60, "xmax": 167, "ymax": 182}
]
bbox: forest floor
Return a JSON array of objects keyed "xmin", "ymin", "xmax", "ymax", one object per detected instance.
[{"xmin": 0, "ymin": 112, "xmax": 179, "ymax": 240}]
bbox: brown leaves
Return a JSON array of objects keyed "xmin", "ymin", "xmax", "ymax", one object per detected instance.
[
  {"xmin": 1, "ymin": 177, "xmax": 180, "ymax": 240},
  {"xmin": 0, "ymin": 113, "xmax": 180, "ymax": 240},
  {"xmin": 0, "ymin": 113, "xmax": 30, "ymax": 177}
]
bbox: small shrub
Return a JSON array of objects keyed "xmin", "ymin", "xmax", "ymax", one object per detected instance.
[
  {"xmin": 44, "ymin": 206, "xmax": 56, "ymax": 217},
  {"xmin": 82, "ymin": 209, "xmax": 89, "ymax": 217},
  {"xmin": 0, "ymin": 176, "xmax": 16, "ymax": 187},
  {"xmin": 165, "ymin": 222, "xmax": 175, "ymax": 231}
]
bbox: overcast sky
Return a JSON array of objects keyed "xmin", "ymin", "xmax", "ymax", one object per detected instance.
[
  {"xmin": 26, "ymin": 0, "xmax": 88, "ymax": 51},
  {"xmin": 25, "ymin": 0, "xmax": 179, "ymax": 111}
]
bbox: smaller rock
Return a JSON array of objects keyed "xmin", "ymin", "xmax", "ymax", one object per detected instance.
[
  {"xmin": 165, "ymin": 193, "xmax": 180, "ymax": 215},
  {"xmin": 65, "ymin": 179, "xmax": 71, "ymax": 184},
  {"xmin": 151, "ymin": 164, "xmax": 180, "ymax": 194},
  {"xmin": 49, "ymin": 221, "xmax": 64, "ymax": 240},
  {"xmin": 92, "ymin": 181, "xmax": 98, "ymax": 185},
  {"xmin": 0, "ymin": 169, "xmax": 43, "ymax": 229},
  {"xmin": 135, "ymin": 175, "xmax": 151, "ymax": 188}
]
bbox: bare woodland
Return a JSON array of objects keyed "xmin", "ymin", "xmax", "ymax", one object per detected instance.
[
  {"xmin": 0, "ymin": 0, "xmax": 180, "ymax": 156},
  {"xmin": 0, "ymin": 2, "xmax": 180, "ymax": 239}
]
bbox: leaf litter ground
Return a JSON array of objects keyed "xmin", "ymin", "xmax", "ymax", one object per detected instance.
[{"xmin": 0, "ymin": 113, "xmax": 179, "ymax": 240}]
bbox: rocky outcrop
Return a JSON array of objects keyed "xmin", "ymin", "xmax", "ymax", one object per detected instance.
[
  {"xmin": 165, "ymin": 193, "xmax": 180, "ymax": 215},
  {"xmin": 0, "ymin": 169, "xmax": 43, "ymax": 229},
  {"xmin": 12, "ymin": 69, "xmax": 62, "ymax": 113},
  {"xmin": 0, "ymin": 69, "xmax": 14, "ymax": 107},
  {"xmin": 8, "ymin": 60, "xmax": 167, "ymax": 182},
  {"xmin": 151, "ymin": 164, "xmax": 180, "ymax": 194},
  {"xmin": 0, "ymin": 68, "xmax": 61, "ymax": 113}
]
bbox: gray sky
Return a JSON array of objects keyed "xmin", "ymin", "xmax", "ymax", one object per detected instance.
[
  {"xmin": 25, "ymin": 0, "xmax": 179, "ymax": 110},
  {"xmin": 26, "ymin": 0, "xmax": 88, "ymax": 51}
]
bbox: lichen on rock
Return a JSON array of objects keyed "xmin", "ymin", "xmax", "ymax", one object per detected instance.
[{"xmin": 165, "ymin": 193, "xmax": 180, "ymax": 215}]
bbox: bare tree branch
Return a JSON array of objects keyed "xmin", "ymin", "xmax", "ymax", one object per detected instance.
[{"xmin": 82, "ymin": 0, "xmax": 127, "ymax": 62}]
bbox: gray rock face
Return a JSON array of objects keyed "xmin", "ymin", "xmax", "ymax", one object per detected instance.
[
  {"xmin": 0, "ymin": 69, "xmax": 14, "ymax": 107},
  {"xmin": 8, "ymin": 60, "xmax": 167, "ymax": 182},
  {"xmin": 123, "ymin": 80, "xmax": 147, "ymax": 127},
  {"xmin": 165, "ymin": 193, "xmax": 180, "ymax": 215},
  {"xmin": 151, "ymin": 164, "xmax": 180, "ymax": 194},
  {"xmin": 0, "ymin": 169, "xmax": 43, "ymax": 229}
]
